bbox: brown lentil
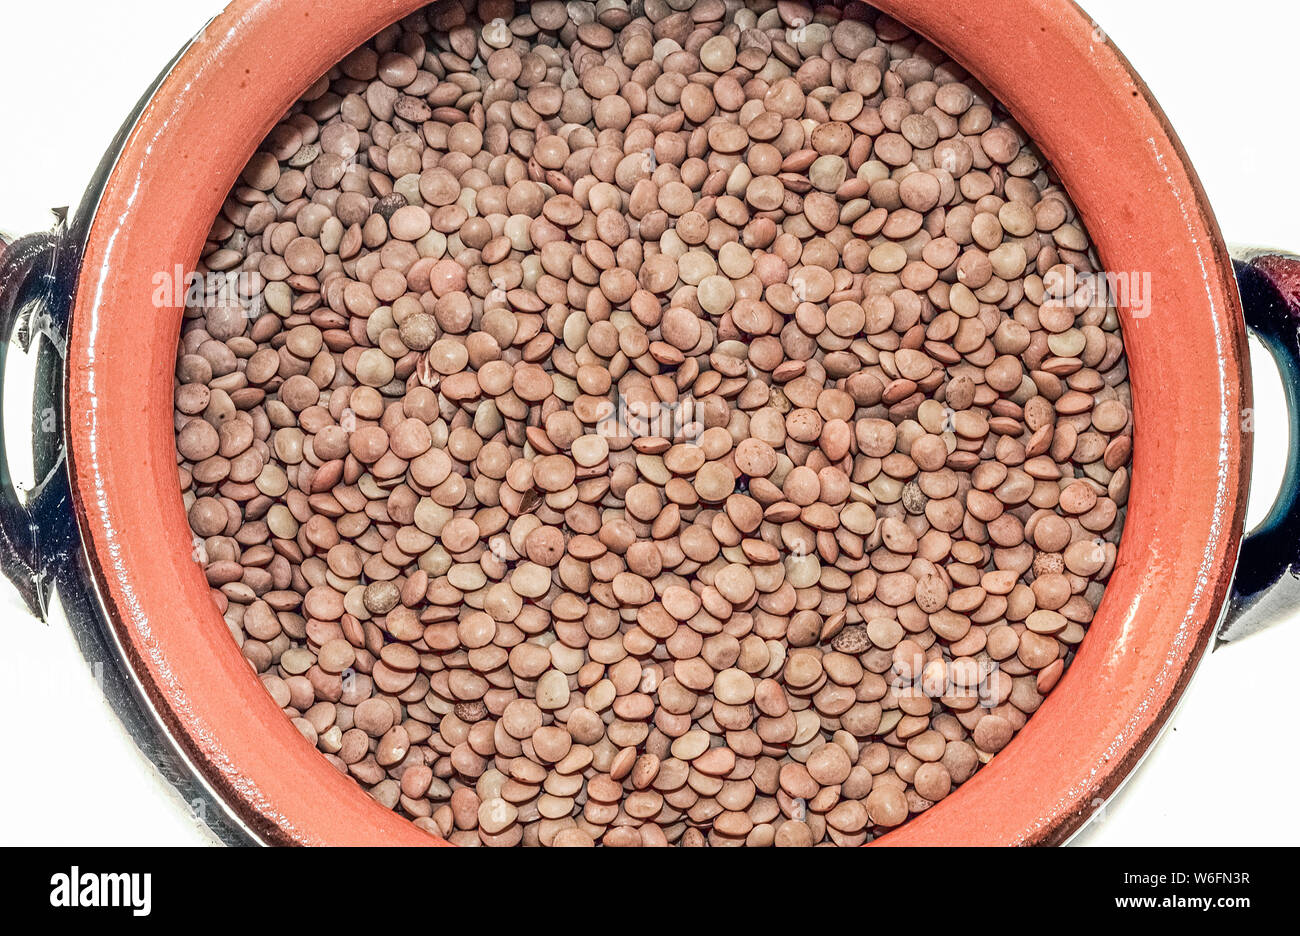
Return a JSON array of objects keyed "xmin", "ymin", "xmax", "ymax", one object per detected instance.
[{"xmin": 177, "ymin": 0, "xmax": 1132, "ymax": 848}]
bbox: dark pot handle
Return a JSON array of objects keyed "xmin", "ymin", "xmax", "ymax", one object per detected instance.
[
  {"xmin": 0, "ymin": 216, "xmax": 73, "ymax": 620},
  {"xmin": 1218, "ymin": 250, "xmax": 1300, "ymax": 645}
]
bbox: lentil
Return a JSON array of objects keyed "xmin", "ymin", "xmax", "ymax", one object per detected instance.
[{"xmin": 177, "ymin": 0, "xmax": 1132, "ymax": 847}]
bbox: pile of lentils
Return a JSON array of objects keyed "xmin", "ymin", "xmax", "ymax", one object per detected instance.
[{"xmin": 175, "ymin": 0, "xmax": 1133, "ymax": 846}]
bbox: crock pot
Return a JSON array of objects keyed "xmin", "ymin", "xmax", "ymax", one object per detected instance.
[{"xmin": 2, "ymin": 0, "xmax": 1296, "ymax": 845}]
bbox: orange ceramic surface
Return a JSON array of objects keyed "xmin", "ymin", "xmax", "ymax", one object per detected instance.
[{"xmin": 65, "ymin": 0, "xmax": 1249, "ymax": 844}]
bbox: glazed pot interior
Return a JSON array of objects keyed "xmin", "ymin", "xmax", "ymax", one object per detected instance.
[{"xmin": 65, "ymin": 0, "xmax": 1249, "ymax": 845}]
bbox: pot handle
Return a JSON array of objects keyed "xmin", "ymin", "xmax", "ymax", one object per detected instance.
[
  {"xmin": 0, "ymin": 215, "xmax": 73, "ymax": 621},
  {"xmin": 1218, "ymin": 250, "xmax": 1300, "ymax": 645}
]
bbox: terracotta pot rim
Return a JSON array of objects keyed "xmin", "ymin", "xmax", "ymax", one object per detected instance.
[{"xmin": 64, "ymin": 0, "xmax": 1249, "ymax": 846}]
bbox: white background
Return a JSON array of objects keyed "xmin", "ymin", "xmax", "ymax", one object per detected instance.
[{"xmin": 1, "ymin": 0, "xmax": 1297, "ymax": 846}]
